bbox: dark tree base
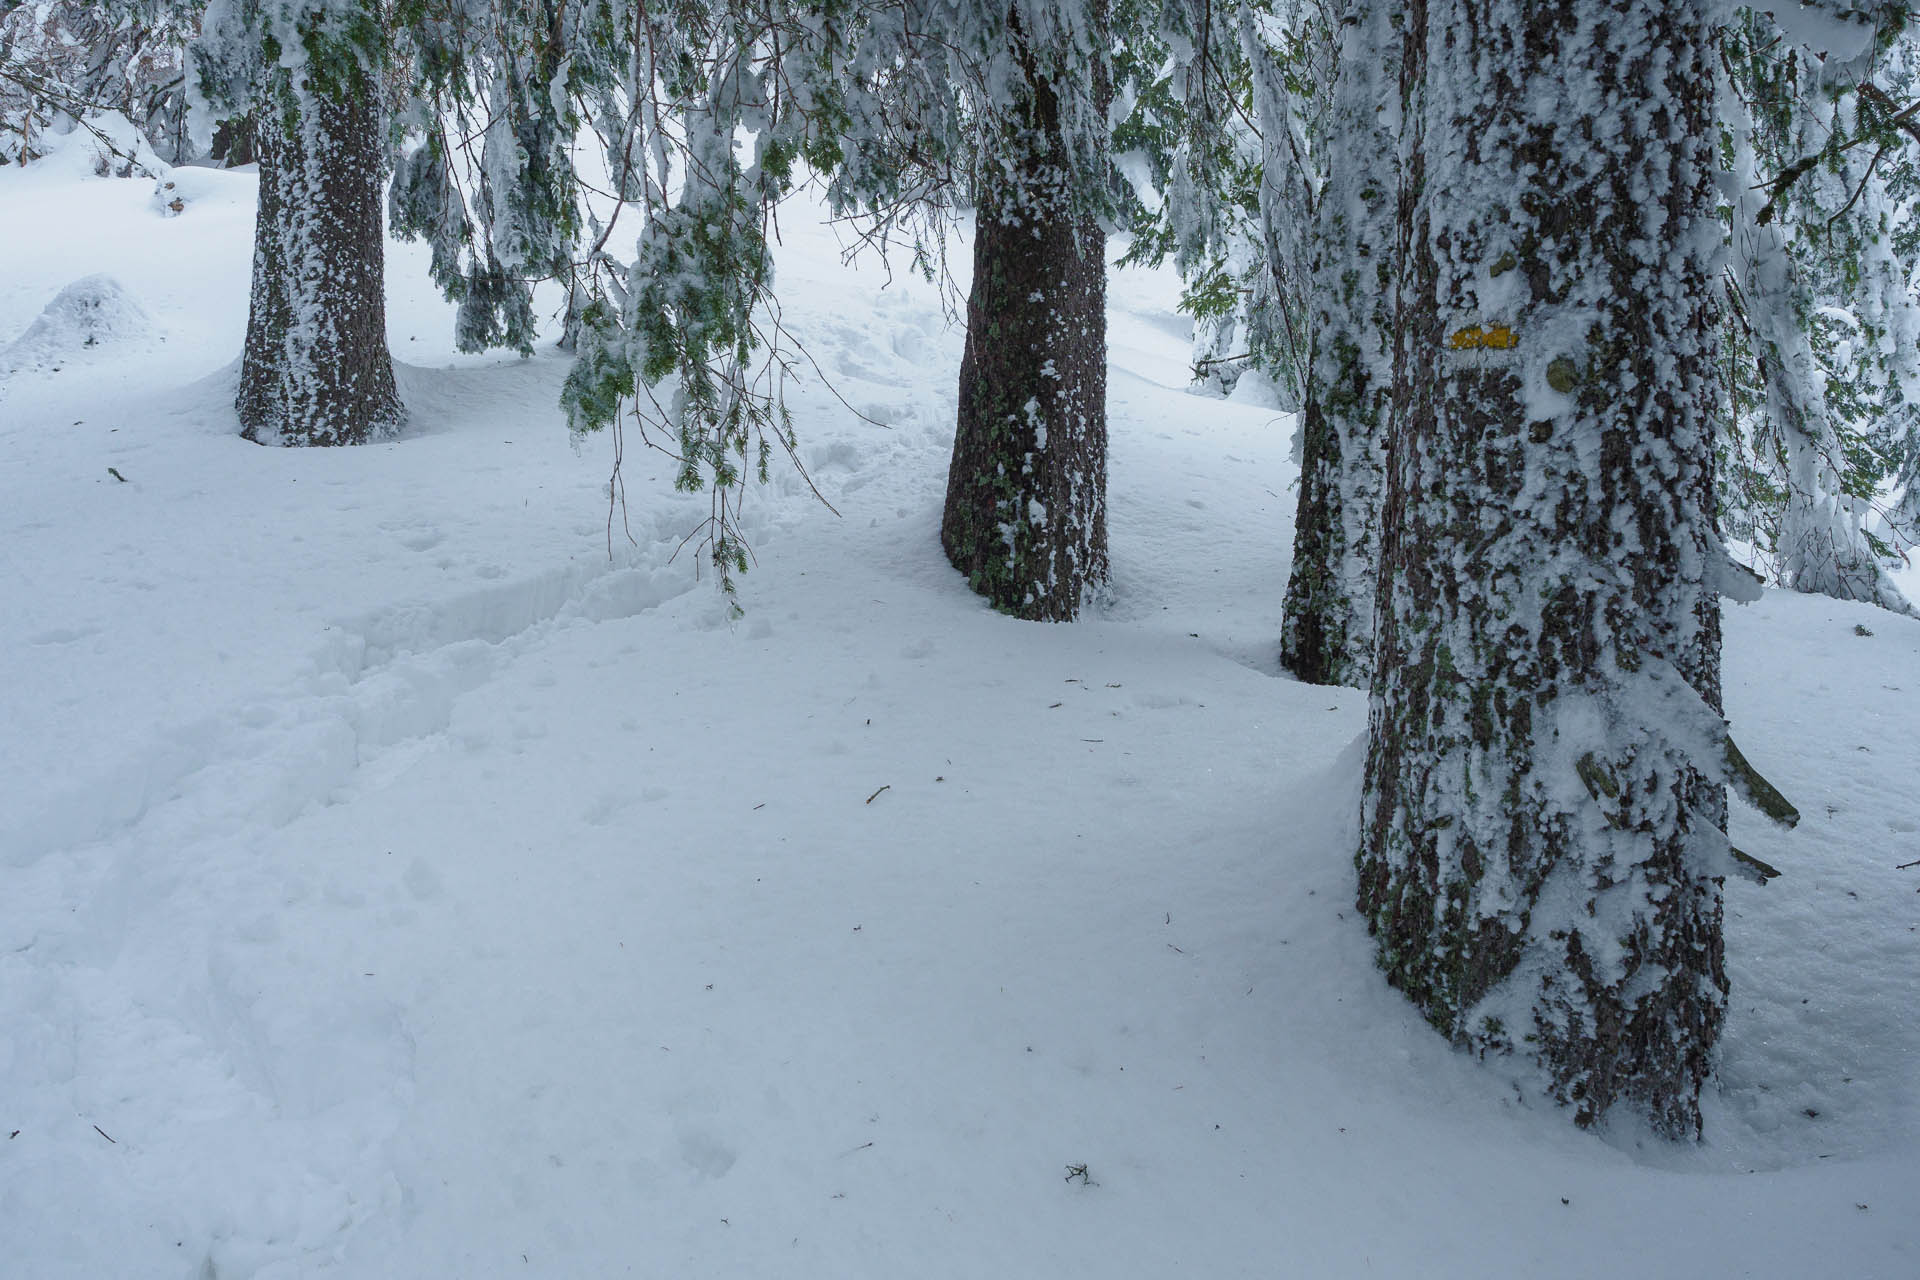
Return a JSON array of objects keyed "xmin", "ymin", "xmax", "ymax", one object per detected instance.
[{"xmin": 1279, "ymin": 397, "xmax": 1351, "ymax": 685}]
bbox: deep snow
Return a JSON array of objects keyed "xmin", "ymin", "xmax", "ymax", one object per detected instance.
[{"xmin": 2, "ymin": 133, "xmax": 1918, "ymax": 1279}]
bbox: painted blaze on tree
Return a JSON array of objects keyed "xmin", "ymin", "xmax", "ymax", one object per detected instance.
[
  {"xmin": 940, "ymin": 4, "xmax": 1110, "ymax": 622},
  {"xmin": 1358, "ymin": 0, "xmax": 1762, "ymax": 1137}
]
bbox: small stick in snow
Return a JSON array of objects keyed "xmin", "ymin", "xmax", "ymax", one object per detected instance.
[
  {"xmin": 106, "ymin": 467, "xmax": 127, "ymax": 483},
  {"xmin": 1897, "ymin": 859, "xmax": 1920, "ymax": 870},
  {"xmin": 865, "ymin": 785, "xmax": 890, "ymax": 805},
  {"xmin": 92, "ymin": 1124, "xmax": 115, "ymax": 1143}
]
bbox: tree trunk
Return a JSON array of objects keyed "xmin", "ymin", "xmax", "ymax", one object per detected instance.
[
  {"xmin": 237, "ymin": 64, "xmax": 402, "ymax": 446},
  {"xmin": 1279, "ymin": 2, "xmax": 1399, "ymax": 687},
  {"xmin": 941, "ymin": 11, "xmax": 1109, "ymax": 621},
  {"xmin": 1358, "ymin": 0, "xmax": 1729, "ymax": 1137}
]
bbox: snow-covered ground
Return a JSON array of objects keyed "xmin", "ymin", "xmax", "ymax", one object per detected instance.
[{"xmin": 3, "ymin": 132, "xmax": 1918, "ymax": 1279}]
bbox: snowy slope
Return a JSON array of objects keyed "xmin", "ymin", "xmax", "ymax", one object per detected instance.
[{"xmin": 2, "ymin": 143, "xmax": 1918, "ymax": 1279}]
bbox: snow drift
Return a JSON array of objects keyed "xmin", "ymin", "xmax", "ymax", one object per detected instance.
[{"xmin": 1, "ymin": 274, "xmax": 156, "ymax": 377}]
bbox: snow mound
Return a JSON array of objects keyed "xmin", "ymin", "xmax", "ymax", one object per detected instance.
[
  {"xmin": 150, "ymin": 165, "xmax": 251, "ymax": 218},
  {"xmin": 1226, "ymin": 366, "xmax": 1285, "ymax": 408},
  {"xmin": 1, "ymin": 274, "xmax": 156, "ymax": 376}
]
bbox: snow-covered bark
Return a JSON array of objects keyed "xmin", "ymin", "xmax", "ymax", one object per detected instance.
[
  {"xmin": 236, "ymin": 59, "xmax": 402, "ymax": 444},
  {"xmin": 1358, "ymin": 0, "xmax": 1767, "ymax": 1137},
  {"xmin": 1277, "ymin": 0, "xmax": 1396, "ymax": 688},
  {"xmin": 193, "ymin": 0, "xmax": 402, "ymax": 445},
  {"xmin": 941, "ymin": 2, "xmax": 1112, "ymax": 621}
]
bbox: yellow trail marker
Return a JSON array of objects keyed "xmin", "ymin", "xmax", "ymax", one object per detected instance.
[{"xmin": 1446, "ymin": 324, "xmax": 1518, "ymax": 350}]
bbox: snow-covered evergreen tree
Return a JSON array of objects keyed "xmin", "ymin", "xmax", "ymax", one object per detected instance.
[
  {"xmin": 1, "ymin": 1, "xmax": 204, "ymax": 166},
  {"xmin": 1275, "ymin": 0, "xmax": 1396, "ymax": 688},
  {"xmin": 1112, "ymin": 1, "xmax": 1285, "ymax": 401},
  {"xmin": 388, "ymin": 0, "xmax": 601, "ymax": 357},
  {"xmin": 1116, "ymin": 0, "xmax": 1410, "ymax": 684},
  {"xmin": 553, "ymin": 1, "xmax": 872, "ymax": 593},
  {"xmin": 810, "ymin": 0, "xmax": 1128, "ymax": 619},
  {"xmin": 1720, "ymin": 4, "xmax": 1920, "ymax": 616},
  {"xmin": 1357, "ymin": 0, "xmax": 1794, "ymax": 1137},
  {"xmin": 543, "ymin": 0, "xmax": 1127, "ymax": 611},
  {"xmin": 194, "ymin": 0, "xmax": 403, "ymax": 445},
  {"xmin": 1235, "ymin": 2, "xmax": 1320, "ymax": 411}
]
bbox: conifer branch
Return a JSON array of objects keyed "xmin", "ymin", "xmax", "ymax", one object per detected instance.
[
  {"xmin": 1725, "ymin": 737, "xmax": 1800, "ymax": 829},
  {"xmin": 1729, "ymin": 846, "xmax": 1782, "ymax": 883}
]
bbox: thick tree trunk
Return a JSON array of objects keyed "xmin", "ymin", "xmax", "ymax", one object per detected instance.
[
  {"xmin": 1358, "ymin": 0, "xmax": 1729, "ymax": 1137},
  {"xmin": 1279, "ymin": 2, "xmax": 1398, "ymax": 687},
  {"xmin": 237, "ymin": 65, "xmax": 402, "ymax": 446},
  {"xmin": 941, "ymin": 13, "xmax": 1109, "ymax": 621}
]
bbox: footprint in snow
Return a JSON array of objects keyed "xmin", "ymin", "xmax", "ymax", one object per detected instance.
[{"xmin": 676, "ymin": 1127, "xmax": 739, "ymax": 1179}]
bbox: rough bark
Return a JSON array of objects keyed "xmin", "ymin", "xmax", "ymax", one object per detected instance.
[
  {"xmin": 237, "ymin": 64, "xmax": 402, "ymax": 446},
  {"xmin": 1358, "ymin": 0, "xmax": 1729, "ymax": 1137},
  {"xmin": 1279, "ymin": 2, "xmax": 1399, "ymax": 687},
  {"xmin": 940, "ymin": 10, "xmax": 1109, "ymax": 621}
]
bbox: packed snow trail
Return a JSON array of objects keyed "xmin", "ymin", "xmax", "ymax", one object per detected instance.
[{"xmin": 3, "ymin": 144, "xmax": 1918, "ymax": 1279}]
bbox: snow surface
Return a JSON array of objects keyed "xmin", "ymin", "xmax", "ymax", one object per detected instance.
[{"xmin": 3, "ymin": 144, "xmax": 1919, "ymax": 1279}]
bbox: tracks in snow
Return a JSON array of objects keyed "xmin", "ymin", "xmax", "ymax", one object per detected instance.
[{"xmin": 5, "ymin": 513, "xmax": 706, "ymax": 872}]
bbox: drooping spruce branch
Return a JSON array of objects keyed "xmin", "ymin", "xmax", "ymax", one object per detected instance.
[{"xmin": 1751, "ymin": 82, "xmax": 1920, "ymax": 224}]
